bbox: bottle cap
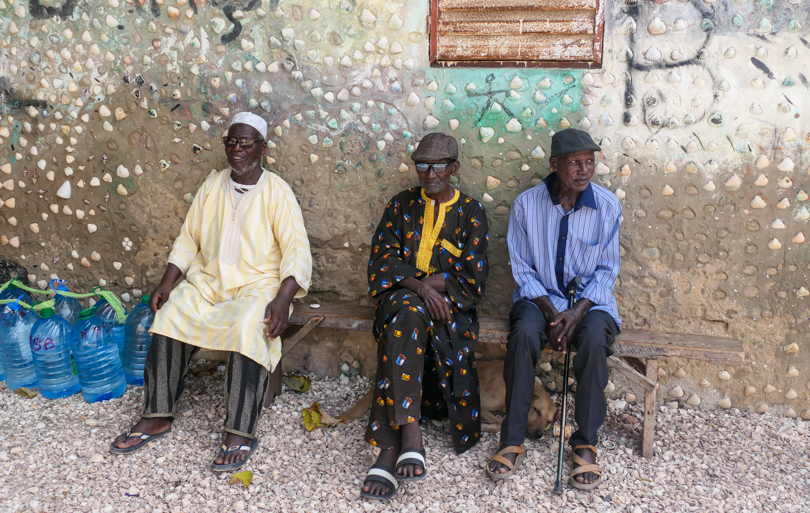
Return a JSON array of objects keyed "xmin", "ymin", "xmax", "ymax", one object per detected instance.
[
  {"xmin": 141, "ymin": 295, "xmax": 151, "ymax": 304},
  {"xmin": 39, "ymin": 308, "xmax": 55, "ymax": 318},
  {"xmin": 7, "ymin": 294, "xmax": 26, "ymax": 312},
  {"xmin": 79, "ymin": 308, "xmax": 96, "ymax": 319}
]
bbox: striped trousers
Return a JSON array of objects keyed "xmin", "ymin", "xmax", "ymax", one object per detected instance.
[{"xmin": 141, "ymin": 334, "xmax": 270, "ymax": 439}]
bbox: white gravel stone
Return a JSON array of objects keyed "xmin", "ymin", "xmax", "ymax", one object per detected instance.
[{"xmin": 0, "ymin": 372, "xmax": 807, "ymax": 513}]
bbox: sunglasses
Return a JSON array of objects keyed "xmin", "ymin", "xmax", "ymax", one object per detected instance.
[
  {"xmin": 415, "ymin": 161, "xmax": 455, "ymax": 173},
  {"xmin": 222, "ymin": 137, "xmax": 264, "ymax": 148}
]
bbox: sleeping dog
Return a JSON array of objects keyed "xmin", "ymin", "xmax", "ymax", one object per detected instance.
[{"xmin": 336, "ymin": 359, "xmax": 558, "ymax": 438}]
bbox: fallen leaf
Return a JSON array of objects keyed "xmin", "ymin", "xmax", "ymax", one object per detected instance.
[
  {"xmin": 335, "ymin": 389, "xmax": 374, "ymax": 422},
  {"xmin": 14, "ymin": 387, "xmax": 38, "ymax": 399},
  {"xmin": 282, "ymin": 374, "xmax": 311, "ymax": 393},
  {"xmin": 229, "ymin": 471, "xmax": 253, "ymax": 488},
  {"xmin": 302, "ymin": 402, "xmax": 345, "ymax": 432}
]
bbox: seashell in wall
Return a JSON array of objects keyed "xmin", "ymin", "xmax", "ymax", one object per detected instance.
[
  {"xmin": 756, "ymin": 18, "xmax": 773, "ymax": 34},
  {"xmin": 617, "ymin": 48, "xmax": 634, "ymax": 62},
  {"xmin": 750, "ymin": 195, "xmax": 767, "ymax": 208},
  {"xmin": 648, "ymin": 17, "xmax": 667, "ymax": 35}
]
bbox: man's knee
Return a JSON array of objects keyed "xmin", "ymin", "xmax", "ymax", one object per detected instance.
[
  {"xmin": 386, "ymin": 291, "xmax": 431, "ymax": 325},
  {"xmin": 573, "ymin": 312, "xmax": 616, "ymax": 355},
  {"xmin": 506, "ymin": 301, "xmax": 545, "ymax": 354}
]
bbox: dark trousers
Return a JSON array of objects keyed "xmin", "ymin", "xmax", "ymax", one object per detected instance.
[
  {"xmin": 500, "ymin": 301, "xmax": 619, "ymax": 448},
  {"xmin": 142, "ymin": 334, "xmax": 269, "ymax": 439}
]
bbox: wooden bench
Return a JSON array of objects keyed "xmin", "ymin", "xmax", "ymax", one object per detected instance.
[{"xmin": 268, "ymin": 303, "xmax": 744, "ymax": 459}]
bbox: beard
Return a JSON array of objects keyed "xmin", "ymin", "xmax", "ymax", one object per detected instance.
[{"xmin": 230, "ymin": 158, "xmax": 261, "ymax": 176}]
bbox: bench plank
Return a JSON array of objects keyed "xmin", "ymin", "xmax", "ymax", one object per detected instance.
[{"xmin": 290, "ymin": 304, "xmax": 744, "ymax": 366}]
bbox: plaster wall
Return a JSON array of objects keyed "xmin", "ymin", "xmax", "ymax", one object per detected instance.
[{"xmin": 0, "ymin": 0, "xmax": 808, "ymax": 416}]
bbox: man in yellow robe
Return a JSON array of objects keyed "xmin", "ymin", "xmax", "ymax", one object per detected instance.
[{"xmin": 110, "ymin": 112, "xmax": 312, "ymax": 471}]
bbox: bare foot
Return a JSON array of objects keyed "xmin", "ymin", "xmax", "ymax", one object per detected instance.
[
  {"xmin": 572, "ymin": 446, "xmax": 599, "ymax": 485},
  {"xmin": 362, "ymin": 447, "xmax": 398, "ymax": 497},
  {"xmin": 112, "ymin": 417, "xmax": 171, "ymax": 450},
  {"xmin": 488, "ymin": 446, "xmax": 518, "ymax": 474},
  {"xmin": 213, "ymin": 433, "xmax": 254, "ymax": 466},
  {"xmin": 394, "ymin": 421, "xmax": 424, "ymax": 479},
  {"xmin": 362, "ymin": 421, "xmax": 425, "ymax": 497}
]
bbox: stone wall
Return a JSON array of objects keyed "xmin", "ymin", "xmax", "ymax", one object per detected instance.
[{"xmin": 0, "ymin": 0, "xmax": 808, "ymax": 417}]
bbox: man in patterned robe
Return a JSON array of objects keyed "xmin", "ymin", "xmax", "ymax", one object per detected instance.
[{"xmin": 360, "ymin": 133, "xmax": 489, "ymax": 500}]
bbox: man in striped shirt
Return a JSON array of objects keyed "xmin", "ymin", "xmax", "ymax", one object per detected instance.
[{"xmin": 486, "ymin": 129, "xmax": 622, "ymax": 491}]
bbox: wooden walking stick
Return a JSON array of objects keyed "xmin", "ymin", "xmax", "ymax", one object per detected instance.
[{"xmin": 553, "ymin": 275, "xmax": 582, "ymax": 495}]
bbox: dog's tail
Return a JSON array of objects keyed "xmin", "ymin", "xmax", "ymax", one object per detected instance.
[{"xmin": 335, "ymin": 388, "xmax": 374, "ymax": 422}]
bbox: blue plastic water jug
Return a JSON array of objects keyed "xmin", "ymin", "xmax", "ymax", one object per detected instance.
[
  {"xmin": 72, "ymin": 308, "xmax": 126, "ymax": 403},
  {"xmin": 123, "ymin": 295, "xmax": 155, "ymax": 386},
  {"xmin": 93, "ymin": 301, "xmax": 127, "ymax": 361},
  {"xmin": 0, "ymin": 287, "xmax": 32, "ymax": 305},
  {"xmin": 29, "ymin": 308, "xmax": 81, "ymax": 399},
  {"xmin": 50, "ymin": 280, "xmax": 83, "ymax": 327},
  {"xmin": 0, "ymin": 289, "xmax": 32, "ymax": 383},
  {"xmin": 0, "ymin": 298, "xmax": 39, "ymax": 390}
]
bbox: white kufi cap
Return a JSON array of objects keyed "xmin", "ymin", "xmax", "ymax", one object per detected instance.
[{"xmin": 229, "ymin": 111, "xmax": 268, "ymax": 139}]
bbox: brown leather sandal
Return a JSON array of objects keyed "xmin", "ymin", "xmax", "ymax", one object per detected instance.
[
  {"xmin": 485, "ymin": 444, "xmax": 525, "ymax": 480},
  {"xmin": 569, "ymin": 444, "xmax": 603, "ymax": 490}
]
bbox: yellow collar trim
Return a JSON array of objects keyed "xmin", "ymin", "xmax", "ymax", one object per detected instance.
[{"xmin": 415, "ymin": 188, "xmax": 460, "ymax": 274}]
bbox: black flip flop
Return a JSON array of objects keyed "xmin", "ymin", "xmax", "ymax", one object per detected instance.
[
  {"xmin": 211, "ymin": 436, "xmax": 260, "ymax": 472},
  {"xmin": 395, "ymin": 447, "xmax": 427, "ymax": 482},
  {"xmin": 109, "ymin": 428, "xmax": 172, "ymax": 455},
  {"xmin": 360, "ymin": 463, "xmax": 399, "ymax": 501}
]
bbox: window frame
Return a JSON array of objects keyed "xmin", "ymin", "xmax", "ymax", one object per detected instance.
[{"xmin": 428, "ymin": 0, "xmax": 605, "ymax": 69}]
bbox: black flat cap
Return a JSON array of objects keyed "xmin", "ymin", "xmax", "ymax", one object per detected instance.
[
  {"xmin": 411, "ymin": 132, "xmax": 458, "ymax": 161},
  {"xmin": 550, "ymin": 129, "xmax": 601, "ymax": 158}
]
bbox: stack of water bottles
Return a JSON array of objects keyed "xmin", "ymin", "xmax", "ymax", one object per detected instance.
[{"xmin": 0, "ymin": 279, "xmax": 155, "ymax": 403}]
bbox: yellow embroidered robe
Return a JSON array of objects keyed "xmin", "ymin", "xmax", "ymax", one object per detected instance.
[{"xmin": 150, "ymin": 168, "xmax": 312, "ymax": 371}]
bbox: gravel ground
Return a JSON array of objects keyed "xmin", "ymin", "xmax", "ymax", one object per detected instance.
[{"xmin": 1, "ymin": 368, "xmax": 808, "ymax": 513}]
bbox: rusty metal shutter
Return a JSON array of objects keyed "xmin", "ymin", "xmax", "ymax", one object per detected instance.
[{"xmin": 430, "ymin": 0, "xmax": 604, "ymax": 68}]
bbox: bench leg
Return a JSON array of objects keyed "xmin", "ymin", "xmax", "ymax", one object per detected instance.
[
  {"xmin": 642, "ymin": 359, "xmax": 657, "ymax": 459},
  {"xmin": 264, "ymin": 358, "xmax": 283, "ymax": 408}
]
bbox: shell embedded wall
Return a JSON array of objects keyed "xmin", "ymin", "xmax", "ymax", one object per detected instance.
[{"xmin": 0, "ymin": 0, "xmax": 807, "ymax": 416}]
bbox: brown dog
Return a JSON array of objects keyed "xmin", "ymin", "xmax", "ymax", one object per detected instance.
[
  {"xmin": 336, "ymin": 359, "xmax": 557, "ymax": 439},
  {"xmin": 476, "ymin": 360, "xmax": 557, "ymax": 438}
]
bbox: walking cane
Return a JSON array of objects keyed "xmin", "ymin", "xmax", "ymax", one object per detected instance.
[{"xmin": 553, "ymin": 275, "xmax": 582, "ymax": 495}]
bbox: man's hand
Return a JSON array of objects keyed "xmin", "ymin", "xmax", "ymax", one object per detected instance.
[
  {"xmin": 547, "ymin": 299, "xmax": 594, "ymax": 354},
  {"xmin": 263, "ymin": 276, "xmax": 302, "ymax": 340},
  {"xmin": 421, "ymin": 273, "xmax": 447, "ymax": 293},
  {"xmin": 531, "ymin": 296, "xmax": 559, "ymax": 325},
  {"xmin": 263, "ymin": 297, "xmax": 291, "ymax": 339},
  {"xmin": 149, "ymin": 263, "xmax": 183, "ymax": 313},
  {"xmin": 416, "ymin": 282, "xmax": 453, "ymax": 324},
  {"xmin": 150, "ymin": 282, "xmax": 174, "ymax": 313}
]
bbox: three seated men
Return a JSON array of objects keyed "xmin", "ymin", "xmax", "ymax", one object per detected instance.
[{"xmin": 108, "ymin": 109, "xmax": 620, "ymax": 494}]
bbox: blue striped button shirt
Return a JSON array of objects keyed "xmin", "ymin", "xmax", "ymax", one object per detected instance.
[{"xmin": 508, "ymin": 173, "xmax": 622, "ymax": 328}]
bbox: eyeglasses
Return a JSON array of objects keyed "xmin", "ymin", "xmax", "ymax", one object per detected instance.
[
  {"xmin": 415, "ymin": 162, "xmax": 455, "ymax": 173},
  {"xmin": 222, "ymin": 137, "xmax": 264, "ymax": 148}
]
